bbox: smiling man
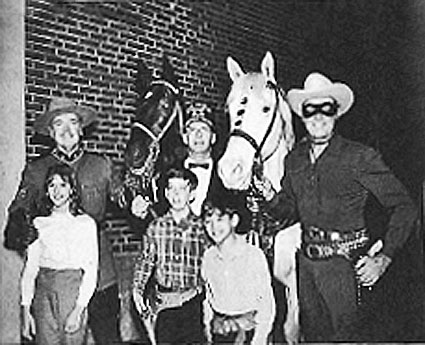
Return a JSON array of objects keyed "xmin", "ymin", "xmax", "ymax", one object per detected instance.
[
  {"xmin": 132, "ymin": 101, "xmax": 246, "ymax": 223},
  {"xmin": 257, "ymin": 72, "xmax": 417, "ymax": 342},
  {"xmin": 4, "ymin": 97, "xmax": 121, "ymax": 344}
]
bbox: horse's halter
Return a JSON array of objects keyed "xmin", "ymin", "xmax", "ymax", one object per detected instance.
[
  {"xmin": 229, "ymin": 81, "xmax": 285, "ymax": 167},
  {"xmin": 129, "ymin": 80, "xmax": 183, "ymax": 183}
]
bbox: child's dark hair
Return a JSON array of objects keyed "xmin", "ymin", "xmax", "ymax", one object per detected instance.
[
  {"xmin": 202, "ymin": 201, "xmax": 238, "ymax": 220},
  {"xmin": 160, "ymin": 166, "xmax": 198, "ymax": 190},
  {"xmin": 42, "ymin": 164, "xmax": 84, "ymax": 216}
]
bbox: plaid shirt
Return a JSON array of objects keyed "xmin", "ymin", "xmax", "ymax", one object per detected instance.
[{"xmin": 133, "ymin": 211, "xmax": 207, "ymax": 297}]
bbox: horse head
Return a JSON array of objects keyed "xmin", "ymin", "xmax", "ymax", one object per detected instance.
[
  {"xmin": 124, "ymin": 56, "xmax": 185, "ymax": 183},
  {"xmin": 218, "ymin": 52, "xmax": 295, "ymax": 191},
  {"xmin": 122, "ymin": 57, "xmax": 185, "ymax": 204}
]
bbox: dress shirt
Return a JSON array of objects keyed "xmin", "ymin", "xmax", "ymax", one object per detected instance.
[
  {"xmin": 267, "ymin": 135, "xmax": 417, "ymax": 258},
  {"xmin": 185, "ymin": 157, "xmax": 213, "ymax": 216},
  {"xmin": 202, "ymin": 237, "xmax": 275, "ymax": 345},
  {"xmin": 133, "ymin": 211, "xmax": 207, "ymax": 297},
  {"xmin": 21, "ymin": 213, "xmax": 98, "ymax": 307}
]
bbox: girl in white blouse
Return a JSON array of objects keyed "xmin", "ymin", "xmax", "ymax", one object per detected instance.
[{"xmin": 21, "ymin": 164, "xmax": 98, "ymax": 345}]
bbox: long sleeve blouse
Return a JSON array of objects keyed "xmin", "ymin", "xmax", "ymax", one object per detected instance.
[{"xmin": 21, "ymin": 213, "xmax": 98, "ymax": 307}]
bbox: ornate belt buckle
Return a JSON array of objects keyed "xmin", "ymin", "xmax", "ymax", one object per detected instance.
[{"xmin": 305, "ymin": 243, "xmax": 322, "ymax": 259}]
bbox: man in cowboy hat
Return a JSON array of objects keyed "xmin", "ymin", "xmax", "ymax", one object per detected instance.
[
  {"xmin": 4, "ymin": 96, "xmax": 122, "ymax": 344},
  {"xmin": 256, "ymin": 72, "xmax": 417, "ymax": 341}
]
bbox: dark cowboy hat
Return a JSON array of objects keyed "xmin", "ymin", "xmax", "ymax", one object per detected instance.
[
  {"xmin": 34, "ymin": 97, "xmax": 98, "ymax": 136},
  {"xmin": 287, "ymin": 72, "xmax": 354, "ymax": 118}
]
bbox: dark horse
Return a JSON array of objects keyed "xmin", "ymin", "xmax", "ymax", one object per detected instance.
[
  {"xmin": 114, "ymin": 56, "xmax": 187, "ymax": 226},
  {"xmin": 112, "ymin": 56, "xmax": 187, "ymax": 342}
]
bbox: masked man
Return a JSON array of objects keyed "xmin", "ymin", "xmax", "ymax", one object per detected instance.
[{"xmin": 258, "ymin": 72, "xmax": 417, "ymax": 342}]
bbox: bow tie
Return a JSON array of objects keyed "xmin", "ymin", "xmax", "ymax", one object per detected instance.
[{"xmin": 188, "ymin": 162, "xmax": 210, "ymax": 170}]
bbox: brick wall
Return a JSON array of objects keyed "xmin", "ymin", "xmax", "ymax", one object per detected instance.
[{"xmin": 25, "ymin": 0, "xmax": 425, "ymax": 254}]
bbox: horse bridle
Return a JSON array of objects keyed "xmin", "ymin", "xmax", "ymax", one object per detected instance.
[
  {"xmin": 129, "ymin": 80, "xmax": 183, "ymax": 180},
  {"xmin": 229, "ymin": 81, "xmax": 285, "ymax": 166}
]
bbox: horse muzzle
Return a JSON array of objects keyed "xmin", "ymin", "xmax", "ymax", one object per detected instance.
[{"xmin": 218, "ymin": 156, "xmax": 252, "ymax": 191}]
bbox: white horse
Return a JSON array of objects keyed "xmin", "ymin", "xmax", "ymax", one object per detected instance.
[{"xmin": 218, "ymin": 51, "xmax": 302, "ymax": 344}]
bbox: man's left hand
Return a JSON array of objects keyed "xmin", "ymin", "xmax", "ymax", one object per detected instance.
[{"xmin": 355, "ymin": 253, "xmax": 392, "ymax": 287}]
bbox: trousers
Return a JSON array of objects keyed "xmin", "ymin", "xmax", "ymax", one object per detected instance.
[
  {"xmin": 87, "ymin": 283, "xmax": 121, "ymax": 345},
  {"xmin": 298, "ymin": 253, "xmax": 359, "ymax": 342},
  {"xmin": 33, "ymin": 268, "xmax": 87, "ymax": 345},
  {"xmin": 155, "ymin": 292, "xmax": 204, "ymax": 344}
]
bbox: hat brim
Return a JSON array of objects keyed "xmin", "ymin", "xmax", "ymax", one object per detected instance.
[
  {"xmin": 287, "ymin": 83, "xmax": 354, "ymax": 118},
  {"xmin": 184, "ymin": 117, "xmax": 214, "ymax": 131},
  {"xmin": 34, "ymin": 105, "xmax": 98, "ymax": 136}
]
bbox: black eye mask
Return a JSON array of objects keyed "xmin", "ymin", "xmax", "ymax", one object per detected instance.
[{"xmin": 302, "ymin": 101, "xmax": 339, "ymax": 118}]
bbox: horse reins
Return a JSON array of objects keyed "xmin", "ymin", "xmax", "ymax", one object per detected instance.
[{"xmin": 129, "ymin": 80, "xmax": 183, "ymax": 178}]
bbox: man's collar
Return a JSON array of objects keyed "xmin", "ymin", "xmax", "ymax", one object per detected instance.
[{"xmin": 51, "ymin": 145, "xmax": 84, "ymax": 165}]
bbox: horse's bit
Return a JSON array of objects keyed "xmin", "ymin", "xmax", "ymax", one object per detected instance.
[
  {"xmin": 229, "ymin": 81, "xmax": 287, "ymax": 253},
  {"xmin": 127, "ymin": 80, "xmax": 183, "ymax": 196},
  {"xmin": 229, "ymin": 81, "xmax": 286, "ymax": 170}
]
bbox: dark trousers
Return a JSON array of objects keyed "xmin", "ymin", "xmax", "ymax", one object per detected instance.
[
  {"xmin": 155, "ymin": 293, "xmax": 204, "ymax": 344},
  {"xmin": 87, "ymin": 284, "xmax": 121, "ymax": 345},
  {"xmin": 298, "ymin": 253, "xmax": 358, "ymax": 342},
  {"xmin": 212, "ymin": 330, "xmax": 254, "ymax": 344},
  {"xmin": 33, "ymin": 268, "xmax": 87, "ymax": 345}
]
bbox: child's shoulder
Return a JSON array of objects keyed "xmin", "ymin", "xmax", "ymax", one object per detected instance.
[
  {"xmin": 239, "ymin": 240, "xmax": 267, "ymax": 259},
  {"xmin": 33, "ymin": 216, "xmax": 50, "ymax": 229},
  {"xmin": 75, "ymin": 213, "xmax": 96, "ymax": 227}
]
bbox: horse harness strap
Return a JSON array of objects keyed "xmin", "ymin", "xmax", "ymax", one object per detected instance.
[
  {"xmin": 229, "ymin": 82, "xmax": 282, "ymax": 164},
  {"xmin": 132, "ymin": 100, "xmax": 182, "ymax": 145}
]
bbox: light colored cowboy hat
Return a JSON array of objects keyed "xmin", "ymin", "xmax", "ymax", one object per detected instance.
[
  {"xmin": 287, "ymin": 72, "xmax": 354, "ymax": 118},
  {"xmin": 184, "ymin": 102, "xmax": 214, "ymax": 130},
  {"xmin": 34, "ymin": 97, "xmax": 98, "ymax": 136}
]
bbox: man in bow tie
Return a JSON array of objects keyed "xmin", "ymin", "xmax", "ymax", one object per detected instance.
[
  {"xmin": 181, "ymin": 102, "xmax": 218, "ymax": 216},
  {"xmin": 132, "ymin": 102, "xmax": 245, "ymax": 220}
]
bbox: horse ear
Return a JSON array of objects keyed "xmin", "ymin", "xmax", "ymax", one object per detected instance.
[
  {"xmin": 261, "ymin": 51, "xmax": 276, "ymax": 84},
  {"xmin": 135, "ymin": 60, "xmax": 152, "ymax": 98},
  {"xmin": 162, "ymin": 55, "xmax": 179, "ymax": 88},
  {"xmin": 227, "ymin": 56, "xmax": 245, "ymax": 82}
]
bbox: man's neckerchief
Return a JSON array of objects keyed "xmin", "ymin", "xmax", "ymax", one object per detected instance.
[{"xmin": 51, "ymin": 146, "xmax": 84, "ymax": 165}]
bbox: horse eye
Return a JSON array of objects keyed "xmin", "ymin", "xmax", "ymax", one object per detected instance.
[
  {"xmin": 266, "ymin": 81, "xmax": 275, "ymax": 89},
  {"xmin": 263, "ymin": 106, "xmax": 271, "ymax": 113},
  {"xmin": 241, "ymin": 97, "xmax": 248, "ymax": 105},
  {"xmin": 234, "ymin": 119, "xmax": 242, "ymax": 127},
  {"xmin": 144, "ymin": 91, "xmax": 153, "ymax": 99}
]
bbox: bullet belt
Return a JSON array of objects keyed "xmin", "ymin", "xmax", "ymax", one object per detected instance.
[{"xmin": 302, "ymin": 226, "xmax": 369, "ymax": 260}]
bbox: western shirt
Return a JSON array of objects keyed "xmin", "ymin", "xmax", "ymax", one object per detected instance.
[
  {"xmin": 133, "ymin": 211, "xmax": 207, "ymax": 297},
  {"xmin": 268, "ymin": 135, "xmax": 417, "ymax": 258}
]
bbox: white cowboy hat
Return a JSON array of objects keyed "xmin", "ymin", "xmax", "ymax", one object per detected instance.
[
  {"xmin": 287, "ymin": 72, "xmax": 354, "ymax": 118},
  {"xmin": 35, "ymin": 97, "xmax": 98, "ymax": 136}
]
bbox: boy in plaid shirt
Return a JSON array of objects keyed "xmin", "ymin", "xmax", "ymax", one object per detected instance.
[{"xmin": 132, "ymin": 167, "xmax": 207, "ymax": 344}]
